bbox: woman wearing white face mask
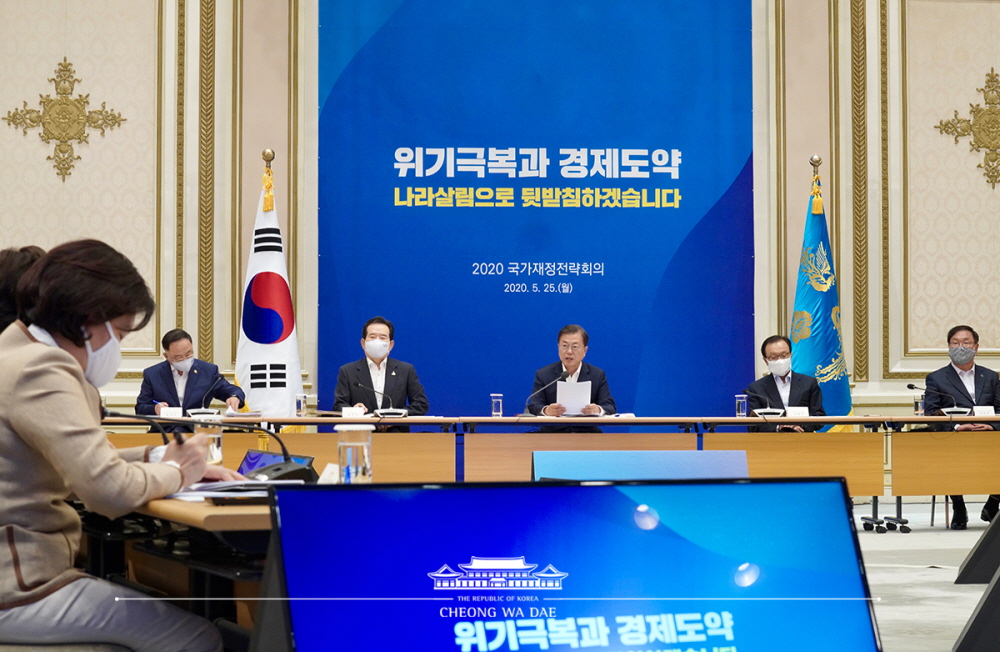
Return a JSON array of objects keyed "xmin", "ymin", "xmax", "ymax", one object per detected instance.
[{"xmin": 0, "ymin": 240, "xmax": 222, "ymax": 651}]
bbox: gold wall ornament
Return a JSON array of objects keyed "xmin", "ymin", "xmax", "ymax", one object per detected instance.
[
  {"xmin": 2, "ymin": 58, "xmax": 126, "ymax": 180},
  {"xmin": 934, "ymin": 68, "xmax": 1000, "ymax": 188}
]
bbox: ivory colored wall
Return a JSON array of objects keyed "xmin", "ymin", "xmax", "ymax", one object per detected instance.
[{"xmin": 2, "ymin": 0, "xmax": 994, "ymax": 414}]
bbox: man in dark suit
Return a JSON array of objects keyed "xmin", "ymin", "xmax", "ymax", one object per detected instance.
[
  {"xmin": 746, "ymin": 334, "xmax": 826, "ymax": 433},
  {"xmin": 528, "ymin": 324, "xmax": 616, "ymax": 433},
  {"xmin": 334, "ymin": 316, "xmax": 428, "ymax": 432},
  {"xmin": 922, "ymin": 325, "xmax": 1000, "ymax": 530},
  {"xmin": 135, "ymin": 328, "xmax": 246, "ymax": 430}
]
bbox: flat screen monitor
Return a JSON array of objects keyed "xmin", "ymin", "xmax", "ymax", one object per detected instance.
[
  {"xmin": 269, "ymin": 478, "xmax": 881, "ymax": 651},
  {"xmin": 237, "ymin": 449, "xmax": 314, "ymax": 477}
]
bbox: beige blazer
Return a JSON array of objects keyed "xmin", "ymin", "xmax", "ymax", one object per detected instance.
[{"xmin": 0, "ymin": 322, "xmax": 183, "ymax": 608}]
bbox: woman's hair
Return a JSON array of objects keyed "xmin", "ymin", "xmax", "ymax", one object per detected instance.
[
  {"xmin": 0, "ymin": 245, "xmax": 45, "ymax": 332},
  {"xmin": 17, "ymin": 239, "xmax": 156, "ymax": 346}
]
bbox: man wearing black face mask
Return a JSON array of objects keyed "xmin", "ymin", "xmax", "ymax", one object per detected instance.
[{"xmin": 923, "ymin": 325, "xmax": 1000, "ymax": 529}]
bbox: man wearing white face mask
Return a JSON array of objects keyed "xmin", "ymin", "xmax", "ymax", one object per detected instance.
[
  {"xmin": 135, "ymin": 328, "xmax": 245, "ymax": 428},
  {"xmin": 922, "ymin": 325, "xmax": 1000, "ymax": 529},
  {"xmin": 334, "ymin": 316, "xmax": 428, "ymax": 431},
  {"xmin": 746, "ymin": 334, "xmax": 826, "ymax": 433}
]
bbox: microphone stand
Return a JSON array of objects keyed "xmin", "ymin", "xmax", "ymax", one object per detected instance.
[
  {"xmin": 104, "ymin": 411, "xmax": 317, "ymax": 482},
  {"xmin": 353, "ymin": 381, "xmax": 407, "ymax": 418},
  {"xmin": 519, "ymin": 370, "xmax": 570, "ymax": 417}
]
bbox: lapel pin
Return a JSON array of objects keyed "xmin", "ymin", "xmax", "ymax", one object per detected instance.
[{"xmin": 392, "ymin": 371, "xmax": 396, "ymax": 375}]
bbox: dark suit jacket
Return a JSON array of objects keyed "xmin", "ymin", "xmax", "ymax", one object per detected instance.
[
  {"xmin": 746, "ymin": 372, "xmax": 826, "ymax": 432},
  {"xmin": 135, "ymin": 359, "xmax": 246, "ymax": 431},
  {"xmin": 528, "ymin": 361, "xmax": 616, "ymax": 432},
  {"xmin": 334, "ymin": 357, "xmax": 429, "ymax": 424},
  {"xmin": 923, "ymin": 364, "xmax": 1000, "ymax": 430}
]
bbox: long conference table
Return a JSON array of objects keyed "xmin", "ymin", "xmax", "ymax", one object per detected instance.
[
  {"xmin": 98, "ymin": 413, "xmax": 995, "ymax": 635},
  {"xmin": 102, "ymin": 413, "xmax": 1000, "ymax": 524}
]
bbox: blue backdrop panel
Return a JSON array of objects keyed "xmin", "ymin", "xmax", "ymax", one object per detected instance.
[{"xmin": 318, "ymin": 0, "xmax": 754, "ymax": 417}]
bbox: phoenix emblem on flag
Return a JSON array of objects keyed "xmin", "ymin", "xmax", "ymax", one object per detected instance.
[{"xmin": 799, "ymin": 242, "xmax": 835, "ymax": 292}]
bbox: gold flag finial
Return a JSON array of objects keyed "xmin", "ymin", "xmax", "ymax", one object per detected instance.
[
  {"xmin": 262, "ymin": 149, "xmax": 275, "ymax": 212},
  {"xmin": 810, "ymin": 155, "xmax": 823, "ymax": 215}
]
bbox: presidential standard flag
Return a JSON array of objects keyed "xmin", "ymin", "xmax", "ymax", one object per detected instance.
[
  {"xmin": 236, "ymin": 167, "xmax": 303, "ymax": 417},
  {"xmin": 790, "ymin": 173, "xmax": 853, "ymax": 424}
]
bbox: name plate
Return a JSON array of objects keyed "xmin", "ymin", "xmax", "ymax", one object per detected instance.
[
  {"xmin": 786, "ymin": 406, "xmax": 809, "ymax": 418},
  {"xmin": 160, "ymin": 407, "xmax": 183, "ymax": 418},
  {"xmin": 973, "ymin": 406, "xmax": 995, "ymax": 417},
  {"xmin": 341, "ymin": 406, "xmax": 365, "ymax": 418}
]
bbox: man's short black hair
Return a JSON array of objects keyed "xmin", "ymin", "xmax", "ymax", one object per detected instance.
[
  {"xmin": 162, "ymin": 328, "xmax": 193, "ymax": 351},
  {"xmin": 947, "ymin": 325, "xmax": 979, "ymax": 344},
  {"xmin": 557, "ymin": 324, "xmax": 589, "ymax": 347},
  {"xmin": 760, "ymin": 334, "xmax": 792, "ymax": 359},
  {"xmin": 363, "ymin": 316, "xmax": 394, "ymax": 340}
]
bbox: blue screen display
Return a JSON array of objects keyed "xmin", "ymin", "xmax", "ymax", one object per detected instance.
[
  {"xmin": 237, "ymin": 450, "xmax": 313, "ymax": 476},
  {"xmin": 272, "ymin": 480, "xmax": 881, "ymax": 651}
]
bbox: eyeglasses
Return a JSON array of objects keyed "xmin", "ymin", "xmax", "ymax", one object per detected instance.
[
  {"xmin": 765, "ymin": 353, "xmax": 791, "ymax": 362},
  {"xmin": 560, "ymin": 344, "xmax": 584, "ymax": 352}
]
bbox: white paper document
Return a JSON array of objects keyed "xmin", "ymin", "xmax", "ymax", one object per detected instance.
[{"xmin": 556, "ymin": 380, "xmax": 592, "ymax": 415}]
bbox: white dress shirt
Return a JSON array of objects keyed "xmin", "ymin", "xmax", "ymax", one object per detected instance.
[
  {"xmin": 367, "ymin": 356, "xmax": 387, "ymax": 409},
  {"xmin": 172, "ymin": 367, "xmax": 188, "ymax": 405},
  {"xmin": 774, "ymin": 372, "xmax": 792, "ymax": 409},
  {"xmin": 952, "ymin": 363, "xmax": 976, "ymax": 400}
]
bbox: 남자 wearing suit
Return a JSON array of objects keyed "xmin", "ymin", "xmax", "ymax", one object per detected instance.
[
  {"xmin": 528, "ymin": 361, "xmax": 616, "ymax": 433},
  {"xmin": 334, "ymin": 357, "xmax": 428, "ymax": 432},
  {"xmin": 746, "ymin": 371, "xmax": 826, "ymax": 432},
  {"xmin": 135, "ymin": 359, "xmax": 246, "ymax": 429},
  {"xmin": 922, "ymin": 363, "xmax": 1000, "ymax": 527}
]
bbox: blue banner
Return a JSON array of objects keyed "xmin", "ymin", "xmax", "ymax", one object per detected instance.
[{"xmin": 318, "ymin": 1, "xmax": 754, "ymax": 417}]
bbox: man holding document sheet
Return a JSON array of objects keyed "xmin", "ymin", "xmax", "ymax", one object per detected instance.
[{"xmin": 528, "ymin": 324, "xmax": 616, "ymax": 432}]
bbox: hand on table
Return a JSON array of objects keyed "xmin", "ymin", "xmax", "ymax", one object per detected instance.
[
  {"xmin": 225, "ymin": 396, "xmax": 241, "ymax": 412},
  {"xmin": 581, "ymin": 404, "xmax": 601, "ymax": 415},
  {"xmin": 201, "ymin": 465, "xmax": 246, "ymax": 482},
  {"xmin": 956, "ymin": 423, "xmax": 992, "ymax": 431},
  {"xmin": 543, "ymin": 403, "xmax": 566, "ymax": 416}
]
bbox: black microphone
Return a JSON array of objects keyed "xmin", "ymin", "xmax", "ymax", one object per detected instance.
[
  {"xmin": 906, "ymin": 383, "xmax": 958, "ymax": 410},
  {"xmin": 520, "ymin": 370, "xmax": 571, "ymax": 417},
  {"xmin": 742, "ymin": 388, "xmax": 773, "ymax": 411},
  {"xmin": 103, "ymin": 411, "xmax": 317, "ymax": 482},
  {"xmin": 108, "ymin": 410, "xmax": 175, "ymax": 445},
  {"xmin": 198, "ymin": 373, "xmax": 224, "ymax": 410},
  {"xmin": 354, "ymin": 381, "xmax": 407, "ymax": 417}
]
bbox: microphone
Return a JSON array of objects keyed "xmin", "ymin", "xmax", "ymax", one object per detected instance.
[
  {"xmin": 103, "ymin": 411, "xmax": 318, "ymax": 482},
  {"xmin": 742, "ymin": 388, "xmax": 773, "ymax": 410},
  {"xmin": 906, "ymin": 383, "xmax": 958, "ymax": 410},
  {"xmin": 112, "ymin": 410, "xmax": 175, "ymax": 445},
  {"xmin": 520, "ymin": 370, "xmax": 571, "ymax": 417},
  {"xmin": 353, "ymin": 381, "xmax": 407, "ymax": 418},
  {"xmin": 198, "ymin": 373, "xmax": 224, "ymax": 410}
]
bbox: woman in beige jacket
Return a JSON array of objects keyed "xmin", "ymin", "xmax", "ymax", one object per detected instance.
[{"xmin": 0, "ymin": 240, "xmax": 226, "ymax": 651}]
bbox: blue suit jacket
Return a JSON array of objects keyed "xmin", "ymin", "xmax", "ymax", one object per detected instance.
[
  {"xmin": 135, "ymin": 359, "xmax": 245, "ymax": 417},
  {"xmin": 528, "ymin": 361, "xmax": 616, "ymax": 432},
  {"xmin": 923, "ymin": 364, "xmax": 1000, "ymax": 430}
]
